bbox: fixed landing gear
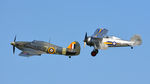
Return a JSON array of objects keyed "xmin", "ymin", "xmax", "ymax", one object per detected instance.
[
  {"xmin": 91, "ymin": 49, "xmax": 98, "ymax": 57},
  {"xmin": 131, "ymin": 47, "xmax": 133, "ymax": 49}
]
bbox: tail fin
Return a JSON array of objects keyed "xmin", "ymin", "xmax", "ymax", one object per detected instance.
[
  {"xmin": 67, "ymin": 41, "xmax": 80, "ymax": 55},
  {"xmin": 67, "ymin": 42, "xmax": 76, "ymax": 49},
  {"xmin": 130, "ymin": 35, "xmax": 142, "ymax": 46}
]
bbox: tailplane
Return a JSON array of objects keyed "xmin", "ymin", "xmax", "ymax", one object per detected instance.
[{"xmin": 130, "ymin": 35, "xmax": 142, "ymax": 46}]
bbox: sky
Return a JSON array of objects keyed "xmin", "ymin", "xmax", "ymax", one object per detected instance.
[{"xmin": 0, "ymin": 0, "xmax": 150, "ymax": 84}]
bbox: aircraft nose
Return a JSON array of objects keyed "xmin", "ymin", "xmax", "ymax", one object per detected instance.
[{"xmin": 11, "ymin": 42, "xmax": 15, "ymax": 46}]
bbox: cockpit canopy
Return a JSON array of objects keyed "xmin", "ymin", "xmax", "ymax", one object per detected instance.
[{"xmin": 31, "ymin": 40, "xmax": 50, "ymax": 46}]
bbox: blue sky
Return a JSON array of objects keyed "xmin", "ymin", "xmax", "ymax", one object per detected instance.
[{"xmin": 0, "ymin": 0, "xmax": 150, "ymax": 84}]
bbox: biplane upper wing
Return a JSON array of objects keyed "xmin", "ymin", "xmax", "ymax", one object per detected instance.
[
  {"xmin": 92, "ymin": 28, "xmax": 108, "ymax": 38},
  {"xmin": 91, "ymin": 28, "xmax": 109, "ymax": 49}
]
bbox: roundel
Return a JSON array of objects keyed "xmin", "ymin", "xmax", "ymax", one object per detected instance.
[
  {"xmin": 113, "ymin": 42, "xmax": 117, "ymax": 45},
  {"xmin": 48, "ymin": 47, "xmax": 55, "ymax": 54}
]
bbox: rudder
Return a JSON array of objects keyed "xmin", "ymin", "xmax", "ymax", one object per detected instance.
[
  {"xmin": 130, "ymin": 35, "xmax": 142, "ymax": 46},
  {"xmin": 67, "ymin": 41, "xmax": 80, "ymax": 55}
]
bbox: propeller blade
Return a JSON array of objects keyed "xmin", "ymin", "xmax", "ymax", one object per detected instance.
[
  {"xmin": 13, "ymin": 35, "xmax": 16, "ymax": 55},
  {"xmin": 14, "ymin": 35, "xmax": 16, "ymax": 42},
  {"xmin": 84, "ymin": 42, "xmax": 86, "ymax": 48},
  {"xmin": 84, "ymin": 32, "xmax": 87, "ymax": 42},
  {"xmin": 84, "ymin": 32, "xmax": 88, "ymax": 48},
  {"xmin": 13, "ymin": 45, "xmax": 15, "ymax": 54}
]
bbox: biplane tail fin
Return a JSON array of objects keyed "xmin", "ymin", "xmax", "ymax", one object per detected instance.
[{"xmin": 130, "ymin": 35, "xmax": 142, "ymax": 46}]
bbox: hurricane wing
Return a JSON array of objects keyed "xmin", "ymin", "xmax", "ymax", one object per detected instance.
[{"xmin": 19, "ymin": 48, "xmax": 46, "ymax": 57}]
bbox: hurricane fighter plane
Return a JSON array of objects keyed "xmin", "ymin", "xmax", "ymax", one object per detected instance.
[
  {"xmin": 10, "ymin": 36, "xmax": 80, "ymax": 58},
  {"xmin": 84, "ymin": 28, "xmax": 142, "ymax": 56}
]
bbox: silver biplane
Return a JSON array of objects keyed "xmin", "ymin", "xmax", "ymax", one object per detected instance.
[{"xmin": 84, "ymin": 28, "xmax": 142, "ymax": 56}]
